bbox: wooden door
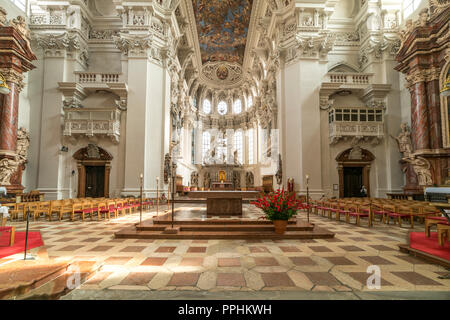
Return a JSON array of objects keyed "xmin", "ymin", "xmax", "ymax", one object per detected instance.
[
  {"xmin": 343, "ymin": 167, "xmax": 363, "ymax": 197},
  {"xmin": 85, "ymin": 166, "xmax": 105, "ymax": 198}
]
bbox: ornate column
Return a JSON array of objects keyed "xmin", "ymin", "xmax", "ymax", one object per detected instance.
[
  {"xmin": 408, "ymin": 80, "xmax": 431, "ymax": 151},
  {"xmin": 426, "ymin": 77, "xmax": 443, "ymax": 149},
  {"xmin": 395, "ymin": 4, "xmax": 450, "ymax": 188},
  {"xmin": 0, "ymin": 10, "xmax": 36, "ymax": 193}
]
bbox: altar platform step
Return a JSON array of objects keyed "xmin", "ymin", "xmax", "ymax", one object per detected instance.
[
  {"xmin": 152, "ymin": 216, "xmax": 297, "ymax": 225},
  {"xmin": 115, "ymin": 217, "xmax": 334, "ymax": 240},
  {"xmin": 114, "ymin": 228, "xmax": 334, "ymax": 240},
  {"xmin": 135, "ymin": 223, "xmax": 313, "ymax": 232}
]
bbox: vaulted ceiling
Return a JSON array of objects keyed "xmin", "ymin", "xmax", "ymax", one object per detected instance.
[{"xmin": 192, "ymin": 0, "xmax": 253, "ymax": 66}]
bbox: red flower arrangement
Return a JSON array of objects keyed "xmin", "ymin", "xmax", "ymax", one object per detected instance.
[{"xmin": 251, "ymin": 188, "xmax": 303, "ymax": 221}]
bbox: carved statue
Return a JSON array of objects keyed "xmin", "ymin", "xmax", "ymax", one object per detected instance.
[
  {"xmin": 403, "ymin": 156, "xmax": 433, "ymax": 186},
  {"xmin": 246, "ymin": 171, "xmax": 254, "ymax": 187},
  {"xmin": 204, "ymin": 172, "xmax": 211, "ymax": 189},
  {"xmin": 276, "ymin": 154, "xmax": 282, "ymax": 185},
  {"xmin": 233, "ymin": 171, "xmax": 241, "ymax": 189},
  {"xmin": 86, "ymin": 143, "xmax": 100, "ymax": 159},
  {"xmin": 16, "ymin": 127, "xmax": 30, "ymax": 164},
  {"xmin": 164, "ymin": 153, "xmax": 171, "ymax": 184},
  {"xmin": 9, "ymin": 16, "xmax": 31, "ymax": 52},
  {"xmin": 0, "ymin": 158, "xmax": 19, "ymax": 185},
  {"xmin": 66, "ymin": 5, "xmax": 81, "ymax": 29},
  {"xmin": 417, "ymin": 8, "xmax": 429, "ymax": 27},
  {"xmin": 0, "ymin": 7, "xmax": 7, "ymax": 26},
  {"xmin": 233, "ymin": 150, "xmax": 240, "ymax": 165},
  {"xmin": 190, "ymin": 171, "xmax": 199, "ymax": 188},
  {"xmin": 0, "ymin": 127, "xmax": 30, "ymax": 186},
  {"xmin": 391, "ymin": 123, "xmax": 413, "ymax": 158}
]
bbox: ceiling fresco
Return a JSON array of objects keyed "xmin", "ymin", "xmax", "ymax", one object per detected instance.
[{"xmin": 192, "ymin": 0, "xmax": 253, "ymax": 65}]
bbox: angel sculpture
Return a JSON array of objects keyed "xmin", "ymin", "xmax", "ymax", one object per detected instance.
[
  {"xmin": 0, "ymin": 158, "xmax": 19, "ymax": 185},
  {"xmin": 403, "ymin": 156, "xmax": 433, "ymax": 186},
  {"xmin": 391, "ymin": 123, "xmax": 413, "ymax": 158}
]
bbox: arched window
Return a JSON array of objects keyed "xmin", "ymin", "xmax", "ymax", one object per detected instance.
[
  {"xmin": 193, "ymin": 96, "xmax": 197, "ymax": 109},
  {"xmin": 247, "ymin": 95, "xmax": 253, "ymax": 109},
  {"xmin": 203, "ymin": 99, "xmax": 211, "ymax": 114},
  {"xmin": 234, "ymin": 130, "xmax": 243, "ymax": 164},
  {"xmin": 248, "ymin": 128, "xmax": 254, "ymax": 164},
  {"xmin": 217, "ymin": 100, "xmax": 227, "ymax": 115},
  {"xmin": 403, "ymin": 0, "xmax": 421, "ymax": 18},
  {"xmin": 233, "ymin": 99, "xmax": 242, "ymax": 114},
  {"xmin": 202, "ymin": 131, "xmax": 210, "ymax": 162}
]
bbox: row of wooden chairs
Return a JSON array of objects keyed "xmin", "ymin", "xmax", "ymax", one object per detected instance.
[
  {"xmin": 308, "ymin": 198, "xmax": 441, "ymax": 228},
  {"xmin": 5, "ymin": 197, "xmax": 155, "ymax": 222}
]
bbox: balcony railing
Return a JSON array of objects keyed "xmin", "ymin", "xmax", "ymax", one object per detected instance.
[
  {"xmin": 75, "ymin": 72, "xmax": 122, "ymax": 83},
  {"xmin": 325, "ymin": 73, "xmax": 373, "ymax": 85},
  {"xmin": 328, "ymin": 106, "xmax": 384, "ymax": 145},
  {"xmin": 63, "ymin": 107, "xmax": 121, "ymax": 143}
]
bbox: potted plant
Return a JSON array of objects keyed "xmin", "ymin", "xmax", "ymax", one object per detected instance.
[{"xmin": 251, "ymin": 188, "xmax": 302, "ymax": 234}]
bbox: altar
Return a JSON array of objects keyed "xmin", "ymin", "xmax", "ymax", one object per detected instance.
[
  {"xmin": 188, "ymin": 190, "xmax": 260, "ymax": 216},
  {"xmin": 211, "ymin": 181, "xmax": 233, "ymax": 190}
]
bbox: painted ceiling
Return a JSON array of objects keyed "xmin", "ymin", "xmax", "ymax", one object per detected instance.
[{"xmin": 192, "ymin": 0, "xmax": 253, "ymax": 65}]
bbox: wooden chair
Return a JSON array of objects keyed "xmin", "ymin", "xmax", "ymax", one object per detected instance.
[
  {"xmin": 387, "ymin": 205, "xmax": 412, "ymax": 228},
  {"xmin": 346, "ymin": 204, "xmax": 370, "ymax": 227},
  {"xmin": 116, "ymin": 201, "xmax": 125, "ymax": 216},
  {"xmin": 0, "ymin": 213, "xmax": 15, "ymax": 246},
  {"xmin": 96, "ymin": 202, "xmax": 109, "ymax": 220},
  {"xmin": 34, "ymin": 201, "xmax": 51, "ymax": 221},
  {"xmin": 71, "ymin": 203, "xmax": 83, "ymax": 221},
  {"xmin": 48, "ymin": 200, "xmax": 62, "ymax": 221},
  {"xmin": 437, "ymin": 223, "xmax": 450, "ymax": 246},
  {"xmin": 371, "ymin": 203, "xmax": 388, "ymax": 223},
  {"xmin": 100, "ymin": 201, "xmax": 117, "ymax": 219},
  {"xmin": 425, "ymin": 216, "xmax": 449, "ymax": 237}
]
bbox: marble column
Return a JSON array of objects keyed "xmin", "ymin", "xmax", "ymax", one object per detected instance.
[
  {"xmin": 426, "ymin": 79, "xmax": 442, "ymax": 149},
  {"xmin": 0, "ymin": 81, "xmax": 19, "ymax": 154},
  {"xmin": 409, "ymin": 81, "xmax": 430, "ymax": 151}
]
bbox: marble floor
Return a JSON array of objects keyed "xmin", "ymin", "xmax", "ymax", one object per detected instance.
[{"xmin": 2, "ymin": 204, "xmax": 449, "ymax": 299}]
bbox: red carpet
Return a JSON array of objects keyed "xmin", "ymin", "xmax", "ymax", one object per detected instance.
[
  {"xmin": 0, "ymin": 230, "xmax": 44, "ymax": 259},
  {"xmin": 410, "ymin": 232, "xmax": 450, "ymax": 261}
]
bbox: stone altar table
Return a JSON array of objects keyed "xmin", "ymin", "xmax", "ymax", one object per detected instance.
[{"xmin": 187, "ymin": 191, "xmax": 260, "ymax": 216}]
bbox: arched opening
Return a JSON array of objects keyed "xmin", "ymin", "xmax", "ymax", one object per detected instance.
[
  {"xmin": 73, "ymin": 144, "xmax": 113, "ymax": 198},
  {"xmin": 336, "ymin": 146, "xmax": 375, "ymax": 198}
]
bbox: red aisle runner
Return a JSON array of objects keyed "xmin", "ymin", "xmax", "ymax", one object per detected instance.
[
  {"xmin": 0, "ymin": 231, "xmax": 44, "ymax": 259},
  {"xmin": 409, "ymin": 232, "xmax": 450, "ymax": 261}
]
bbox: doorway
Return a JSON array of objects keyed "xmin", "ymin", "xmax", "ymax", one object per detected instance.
[
  {"xmin": 336, "ymin": 147, "xmax": 374, "ymax": 198},
  {"xmin": 343, "ymin": 167, "xmax": 363, "ymax": 197},
  {"xmin": 73, "ymin": 145, "xmax": 113, "ymax": 198},
  {"xmin": 85, "ymin": 166, "xmax": 105, "ymax": 198}
]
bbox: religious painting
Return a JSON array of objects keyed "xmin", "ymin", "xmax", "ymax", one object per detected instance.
[
  {"xmin": 192, "ymin": 0, "xmax": 253, "ymax": 65},
  {"xmin": 216, "ymin": 64, "xmax": 229, "ymax": 80},
  {"xmin": 218, "ymin": 170, "xmax": 226, "ymax": 182}
]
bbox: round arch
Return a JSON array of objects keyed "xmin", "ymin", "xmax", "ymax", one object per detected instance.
[{"xmin": 336, "ymin": 146, "xmax": 375, "ymax": 198}]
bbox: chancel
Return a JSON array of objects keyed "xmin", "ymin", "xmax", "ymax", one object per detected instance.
[{"xmin": 0, "ymin": 0, "xmax": 449, "ymax": 302}]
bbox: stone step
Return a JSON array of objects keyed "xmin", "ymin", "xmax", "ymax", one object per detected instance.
[
  {"xmin": 0, "ymin": 260, "xmax": 70, "ymax": 300},
  {"xmin": 150, "ymin": 218, "xmax": 297, "ymax": 225},
  {"xmin": 136, "ymin": 224, "xmax": 313, "ymax": 232},
  {"xmin": 115, "ymin": 227, "xmax": 334, "ymax": 240},
  {"xmin": 19, "ymin": 260, "xmax": 102, "ymax": 300}
]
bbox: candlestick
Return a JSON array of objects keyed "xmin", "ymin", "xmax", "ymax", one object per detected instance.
[
  {"xmin": 156, "ymin": 177, "xmax": 159, "ymax": 217},
  {"xmin": 139, "ymin": 173, "xmax": 143, "ymax": 224}
]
